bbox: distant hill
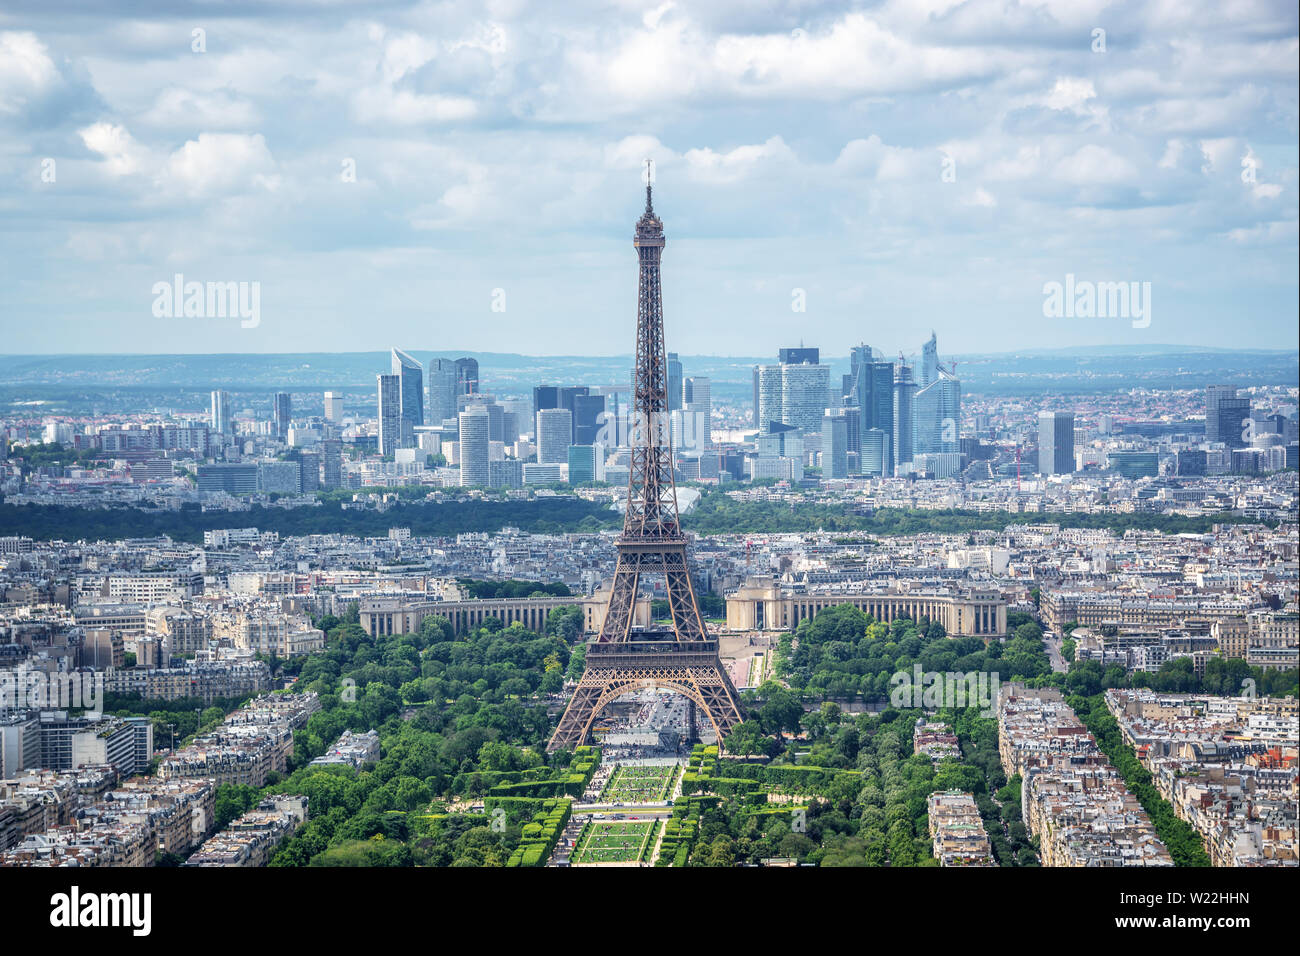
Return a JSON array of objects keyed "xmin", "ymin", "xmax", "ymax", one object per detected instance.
[{"xmin": 0, "ymin": 347, "xmax": 1294, "ymax": 397}]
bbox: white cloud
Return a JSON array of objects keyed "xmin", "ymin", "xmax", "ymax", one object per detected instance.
[
  {"xmin": 79, "ymin": 122, "xmax": 147, "ymax": 176},
  {"xmin": 0, "ymin": 31, "xmax": 60, "ymax": 113},
  {"xmin": 163, "ymin": 132, "xmax": 278, "ymax": 196},
  {"xmin": 684, "ymin": 136, "xmax": 795, "ymax": 184},
  {"xmin": 1053, "ymin": 144, "xmax": 1139, "ymax": 184}
]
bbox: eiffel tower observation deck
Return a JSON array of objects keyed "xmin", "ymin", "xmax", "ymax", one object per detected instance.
[{"xmin": 547, "ymin": 171, "xmax": 743, "ymax": 752}]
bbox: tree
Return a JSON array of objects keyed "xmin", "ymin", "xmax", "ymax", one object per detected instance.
[{"xmin": 757, "ymin": 683, "xmax": 803, "ymax": 740}]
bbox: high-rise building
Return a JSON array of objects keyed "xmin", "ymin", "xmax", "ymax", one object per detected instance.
[
  {"xmin": 892, "ymin": 364, "xmax": 917, "ymax": 474},
  {"xmin": 684, "ymin": 375, "xmax": 712, "ymax": 455},
  {"xmin": 667, "ymin": 352, "xmax": 683, "ymax": 412},
  {"xmin": 391, "ymin": 349, "xmax": 423, "ymax": 448},
  {"xmin": 784, "ymin": 356, "xmax": 829, "ymax": 434},
  {"xmin": 862, "ymin": 428, "xmax": 890, "ymax": 477},
  {"xmin": 573, "ymin": 393, "xmax": 606, "ymax": 445},
  {"xmin": 683, "ymin": 376, "xmax": 710, "ymax": 411},
  {"xmin": 1038, "ymin": 411, "xmax": 1076, "ymax": 475},
  {"xmin": 273, "ymin": 392, "xmax": 292, "ymax": 440},
  {"xmin": 458, "ymin": 406, "xmax": 490, "ymax": 487},
  {"xmin": 567, "ymin": 444, "xmax": 603, "ymax": 484},
  {"xmin": 917, "ymin": 331, "xmax": 939, "ymax": 388},
  {"xmin": 821, "ymin": 412, "xmax": 849, "ymax": 479},
  {"xmin": 533, "ymin": 385, "xmax": 560, "ymax": 414},
  {"xmin": 1205, "ymin": 385, "xmax": 1251, "ymax": 449},
  {"xmin": 488, "ymin": 458, "xmax": 523, "ymax": 489},
  {"xmin": 757, "ymin": 349, "xmax": 830, "ymax": 437},
  {"xmin": 298, "ymin": 451, "xmax": 321, "ymax": 493},
  {"xmin": 913, "ymin": 368, "xmax": 962, "ymax": 456},
  {"xmin": 323, "ymin": 391, "xmax": 344, "ymax": 424},
  {"xmin": 427, "ymin": 358, "xmax": 458, "ymax": 426},
  {"xmin": 322, "ymin": 438, "xmax": 342, "ymax": 489},
  {"xmin": 535, "ymin": 408, "xmax": 572, "ymax": 464},
  {"xmin": 210, "ymin": 390, "xmax": 232, "ymax": 436},
  {"xmin": 846, "ymin": 345, "xmax": 894, "ymax": 476},
  {"xmin": 376, "ymin": 374, "xmax": 401, "ymax": 456},
  {"xmin": 756, "ymin": 364, "xmax": 784, "ymax": 431},
  {"xmin": 454, "ymin": 357, "xmax": 479, "ymax": 396},
  {"xmin": 778, "ymin": 347, "xmax": 820, "ymax": 365}
]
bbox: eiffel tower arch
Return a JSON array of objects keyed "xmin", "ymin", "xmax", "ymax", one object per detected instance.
[{"xmin": 548, "ymin": 173, "xmax": 743, "ymax": 752}]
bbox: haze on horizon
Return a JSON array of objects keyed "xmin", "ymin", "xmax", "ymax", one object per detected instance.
[{"xmin": 0, "ymin": 0, "xmax": 1296, "ymax": 357}]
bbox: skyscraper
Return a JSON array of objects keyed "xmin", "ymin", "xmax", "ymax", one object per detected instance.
[
  {"xmin": 756, "ymin": 364, "xmax": 784, "ymax": 431},
  {"xmin": 376, "ymin": 374, "xmax": 401, "ymax": 456},
  {"xmin": 454, "ymin": 357, "xmax": 479, "ymax": 396},
  {"xmin": 458, "ymin": 405, "xmax": 490, "ymax": 487},
  {"xmin": 1205, "ymin": 385, "xmax": 1251, "ymax": 449},
  {"xmin": 273, "ymin": 392, "xmax": 291, "ymax": 440},
  {"xmin": 533, "ymin": 385, "xmax": 559, "ymax": 414},
  {"xmin": 667, "ymin": 352, "xmax": 683, "ymax": 412},
  {"xmin": 567, "ymin": 444, "xmax": 603, "ymax": 484},
  {"xmin": 847, "ymin": 345, "xmax": 894, "ymax": 476},
  {"xmin": 683, "ymin": 375, "xmax": 710, "ymax": 411},
  {"xmin": 298, "ymin": 451, "xmax": 321, "ymax": 493},
  {"xmin": 1038, "ymin": 411, "xmax": 1076, "ymax": 475},
  {"xmin": 913, "ymin": 367, "xmax": 962, "ymax": 456},
  {"xmin": 757, "ymin": 348, "xmax": 830, "ymax": 437},
  {"xmin": 427, "ymin": 358, "xmax": 458, "ymax": 426},
  {"xmin": 918, "ymin": 331, "xmax": 939, "ymax": 388},
  {"xmin": 391, "ymin": 348, "xmax": 423, "ymax": 448},
  {"xmin": 572, "ymin": 393, "xmax": 607, "ymax": 445},
  {"xmin": 779, "ymin": 347, "xmax": 820, "ymax": 365},
  {"xmin": 892, "ymin": 364, "xmax": 917, "ymax": 474},
  {"xmin": 821, "ymin": 412, "xmax": 849, "ymax": 478},
  {"xmin": 322, "ymin": 438, "xmax": 342, "ymax": 489},
  {"xmin": 210, "ymin": 390, "xmax": 231, "ymax": 436},
  {"xmin": 535, "ymin": 408, "xmax": 572, "ymax": 464},
  {"xmin": 862, "ymin": 428, "xmax": 890, "ymax": 477},
  {"xmin": 323, "ymin": 391, "xmax": 344, "ymax": 424}
]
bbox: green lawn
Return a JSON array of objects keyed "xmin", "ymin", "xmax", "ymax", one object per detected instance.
[
  {"xmin": 600, "ymin": 764, "xmax": 678, "ymax": 803},
  {"xmin": 571, "ymin": 820, "xmax": 659, "ymax": 864}
]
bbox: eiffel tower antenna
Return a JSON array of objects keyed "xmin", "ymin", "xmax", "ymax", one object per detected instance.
[{"xmin": 548, "ymin": 176, "xmax": 743, "ymax": 752}]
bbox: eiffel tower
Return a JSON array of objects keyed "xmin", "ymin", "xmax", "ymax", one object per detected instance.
[{"xmin": 547, "ymin": 169, "xmax": 743, "ymax": 752}]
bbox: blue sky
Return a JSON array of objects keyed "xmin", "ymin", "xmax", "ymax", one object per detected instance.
[{"xmin": 0, "ymin": 0, "xmax": 1296, "ymax": 357}]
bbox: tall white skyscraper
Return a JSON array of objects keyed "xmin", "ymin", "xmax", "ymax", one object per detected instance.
[
  {"xmin": 458, "ymin": 406, "xmax": 490, "ymax": 486},
  {"xmin": 210, "ymin": 390, "xmax": 231, "ymax": 435},
  {"xmin": 323, "ymin": 391, "xmax": 343, "ymax": 424},
  {"xmin": 756, "ymin": 352, "xmax": 829, "ymax": 436},
  {"xmin": 535, "ymin": 408, "xmax": 572, "ymax": 464}
]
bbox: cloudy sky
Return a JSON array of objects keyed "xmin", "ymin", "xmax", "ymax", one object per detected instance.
[{"xmin": 1, "ymin": 0, "xmax": 1296, "ymax": 358}]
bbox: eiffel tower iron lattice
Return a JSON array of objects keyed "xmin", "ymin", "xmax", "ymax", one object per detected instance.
[{"xmin": 547, "ymin": 175, "xmax": 743, "ymax": 752}]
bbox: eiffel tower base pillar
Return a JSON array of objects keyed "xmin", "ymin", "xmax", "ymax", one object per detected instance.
[{"xmin": 548, "ymin": 636, "xmax": 742, "ymax": 753}]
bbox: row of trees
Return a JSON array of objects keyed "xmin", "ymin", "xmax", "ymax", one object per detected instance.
[
  {"xmin": 1069, "ymin": 694, "xmax": 1211, "ymax": 866},
  {"xmin": 3, "ymin": 493, "xmax": 1267, "ymax": 545},
  {"xmin": 684, "ymin": 493, "xmax": 1266, "ymax": 536},
  {"xmin": 774, "ymin": 604, "xmax": 1052, "ymax": 701}
]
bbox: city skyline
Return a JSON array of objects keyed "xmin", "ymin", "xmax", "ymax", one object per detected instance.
[
  {"xmin": 0, "ymin": 0, "xmax": 1294, "ymax": 898},
  {"xmin": 1, "ymin": 1, "xmax": 1296, "ymax": 355}
]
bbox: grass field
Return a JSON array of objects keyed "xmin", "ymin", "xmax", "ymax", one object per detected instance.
[
  {"xmin": 600, "ymin": 764, "xmax": 678, "ymax": 803},
  {"xmin": 571, "ymin": 820, "xmax": 659, "ymax": 864}
]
